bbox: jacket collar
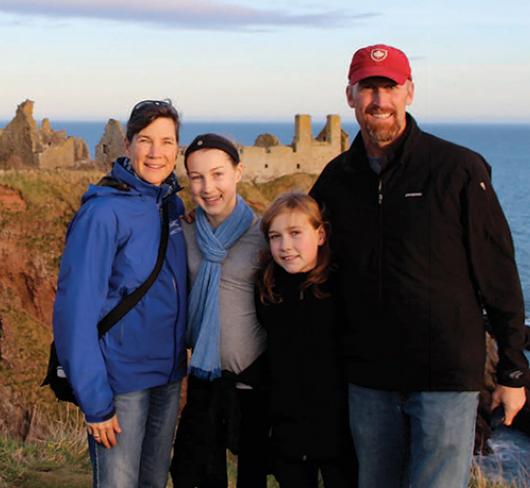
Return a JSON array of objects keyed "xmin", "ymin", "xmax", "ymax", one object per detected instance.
[
  {"xmin": 274, "ymin": 264, "xmax": 309, "ymax": 287},
  {"xmin": 110, "ymin": 157, "xmax": 182, "ymax": 202},
  {"xmin": 344, "ymin": 113, "xmax": 421, "ymax": 175}
]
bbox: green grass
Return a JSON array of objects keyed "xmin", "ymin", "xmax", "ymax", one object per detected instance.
[
  {"xmin": 0, "ymin": 431, "xmax": 280, "ymax": 488},
  {"xmin": 0, "ymin": 412, "xmax": 525, "ymax": 488},
  {"xmin": 1, "ymin": 439, "xmax": 524, "ymax": 488},
  {"xmin": 0, "ymin": 437, "xmax": 91, "ymax": 488},
  {"xmin": 470, "ymin": 462, "xmax": 529, "ymax": 488},
  {"xmin": 0, "ymin": 407, "xmax": 90, "ymax": 488}
]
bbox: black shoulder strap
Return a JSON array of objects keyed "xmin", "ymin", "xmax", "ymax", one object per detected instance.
[
  {"xmin": 96, "ymin": 197, "xmax": 170, "ymax": 338},
  {"xmin": 97, "ymin": 175, "xmax": 131, "ymax": 192}
]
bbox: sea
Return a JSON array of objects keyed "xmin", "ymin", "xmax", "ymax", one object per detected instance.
[{"xmin": 4, "ymin": 119, "xmax": 530, "ymax": 481}]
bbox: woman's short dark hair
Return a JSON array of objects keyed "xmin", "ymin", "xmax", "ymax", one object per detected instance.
[{"xmin": 126, "ymin": 99, "xmax": 180, "ymax": 143}]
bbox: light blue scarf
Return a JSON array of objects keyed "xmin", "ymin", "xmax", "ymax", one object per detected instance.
[{"xmin": 187, "ymin": 195, "xmax": 254, "ymax": 380}]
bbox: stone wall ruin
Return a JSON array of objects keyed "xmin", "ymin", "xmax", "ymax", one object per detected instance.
[
  {"xmin": 0, "ymin": 100, "xmax": 89, "ymax": 170},
  {"xmin": 95, "ymin": 114, "xmax": 349, "ymax": 182}
]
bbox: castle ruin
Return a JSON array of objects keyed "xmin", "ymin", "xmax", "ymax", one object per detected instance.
[
  {"xmin": 233, "ymin": 114, "xmax": 349, "ymax": 182},
  {"xmin": 0, "ymin": 100, "xmax": 89, "ymax": 170},
  {"xmin": 95, "ymin": 119, "xmax": 125, "ymax": 168},
  {"xmin": 0, "ymin": 100, "xmax": 349, "ymax": 180},
  {"xmin": 95, "ymin": 114, "xmax": 349, "ymax": 182}
]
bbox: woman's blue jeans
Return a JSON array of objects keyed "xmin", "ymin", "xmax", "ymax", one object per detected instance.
[
  {"xmin": 348, "ymin": 384, "xmax": 479, "ymax": 488},
  {"xmin": 88, "ymin": 381, "xmax": 181, "ymax": 488}
]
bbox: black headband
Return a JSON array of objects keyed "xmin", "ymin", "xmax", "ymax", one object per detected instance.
[{"xmin": 184, "ymin": 133, "xmax": 240, "ymax": 165}]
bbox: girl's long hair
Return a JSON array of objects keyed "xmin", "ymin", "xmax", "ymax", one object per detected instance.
[{"xmin": 257, "ymin": 191, "xmax": 331, "ymax": 304}]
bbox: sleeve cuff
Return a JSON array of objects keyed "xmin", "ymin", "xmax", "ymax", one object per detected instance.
[
  {"xmin": 497, "ymin": 369, "xmax": 530, "ymax": 388},
  {"xmin": 85, "ymin": 407, "xmax": 116, "ymax": 424}
]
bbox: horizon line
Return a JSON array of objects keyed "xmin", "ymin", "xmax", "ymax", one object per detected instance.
[{"xmin": 2, "ymin": 118, "xmax": 530, "ymax": 126}]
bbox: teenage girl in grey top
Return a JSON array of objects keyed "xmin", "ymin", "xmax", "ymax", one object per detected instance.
[{"xmin": 170, "ymin": 134, "xmax": 269, "ymax": 488}]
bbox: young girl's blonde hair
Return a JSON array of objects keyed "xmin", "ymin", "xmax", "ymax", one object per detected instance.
[{"xmin": 257, "ymin": 191, "xmax": 331, "ymax": 304}]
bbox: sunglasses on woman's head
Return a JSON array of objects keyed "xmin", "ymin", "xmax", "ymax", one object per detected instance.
[{"xmin": 130, "ymin": 99, "xmax": 176, "ymax": 118}]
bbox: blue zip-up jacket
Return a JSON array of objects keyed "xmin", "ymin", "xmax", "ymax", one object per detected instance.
[{"xmin": 53, "ymin": 161, "xmax": 187, "ymax": 423}]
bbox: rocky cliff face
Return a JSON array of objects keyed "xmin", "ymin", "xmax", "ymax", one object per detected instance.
[
  {"xmin": 0, "ymin": 171, "xmax": 96, "ymax": 439},
  {"xmin": 0, "ymin": 100, "xmax": 90, "ymax": 170}
]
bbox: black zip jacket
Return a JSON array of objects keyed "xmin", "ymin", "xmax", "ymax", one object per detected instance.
[
  {"xmin": 254, "ymin": 267, "xmax": 351, "ymax": 460},
  {"xmin": 310, "ymin": 114, "xmax": 528, "ymax": 391}
]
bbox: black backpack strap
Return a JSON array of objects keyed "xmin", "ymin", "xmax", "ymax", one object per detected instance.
[
  {"xmin": 97, "ymin": 176, "xmax": 131, "ymax": 192},
  {"xmin": 97, "ymin": 198, "xmax": 170, "ymax": 338}
]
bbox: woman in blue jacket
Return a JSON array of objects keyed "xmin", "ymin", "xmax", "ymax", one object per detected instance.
[{"xmin": 53, "ymin": 100, "xmax": 187, "ymax": 488}]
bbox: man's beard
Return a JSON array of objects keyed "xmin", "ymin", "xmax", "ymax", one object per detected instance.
[{"xmin": 365, "ymin": 117, "xmax": 402, "ymax": 147}]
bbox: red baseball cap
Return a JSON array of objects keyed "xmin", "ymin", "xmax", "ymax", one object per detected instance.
[{"xmin": 348, "ymin": 44, "xmax": 412, "ymax": 85}]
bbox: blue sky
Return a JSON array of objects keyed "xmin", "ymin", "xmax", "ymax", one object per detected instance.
[{"xmin": 1, "ymin": 0, "xmax": 529, "ymax": 122}]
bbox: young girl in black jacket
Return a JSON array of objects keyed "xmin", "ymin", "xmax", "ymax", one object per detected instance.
[{"xmin": 255, "ymin": 192, "xmax": 356, "ymax": 488}]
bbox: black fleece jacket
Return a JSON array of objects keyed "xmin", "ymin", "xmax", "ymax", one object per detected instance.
[
  {"xmin": 310, "ymin": 114, "xmax": 528, "ymax": 391},
  {"xmin": 255, "ymin": 266, "xmax": 351, "ymax": 460}
]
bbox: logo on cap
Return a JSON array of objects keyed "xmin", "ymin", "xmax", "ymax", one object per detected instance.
[{"xmin": 370, "ymin": 48, "xmax": 388, "ymax": 62}]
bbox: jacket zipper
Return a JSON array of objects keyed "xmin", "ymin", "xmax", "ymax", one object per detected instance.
[
  {"xmin": 298, "ymin": 285, "xmax": 309, "ymax": 459},
  {"xmin": 378, "ymin": 178, "xmax": 383, "ymax": 306},
  {"xmin": 166, "ymin": 205, "xmax": 179, "ymax": 381}
]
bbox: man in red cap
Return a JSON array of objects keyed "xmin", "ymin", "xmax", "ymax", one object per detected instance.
[{"xmin": 310, "ymin": 44, "xmax": 528, "ymax": 488}]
